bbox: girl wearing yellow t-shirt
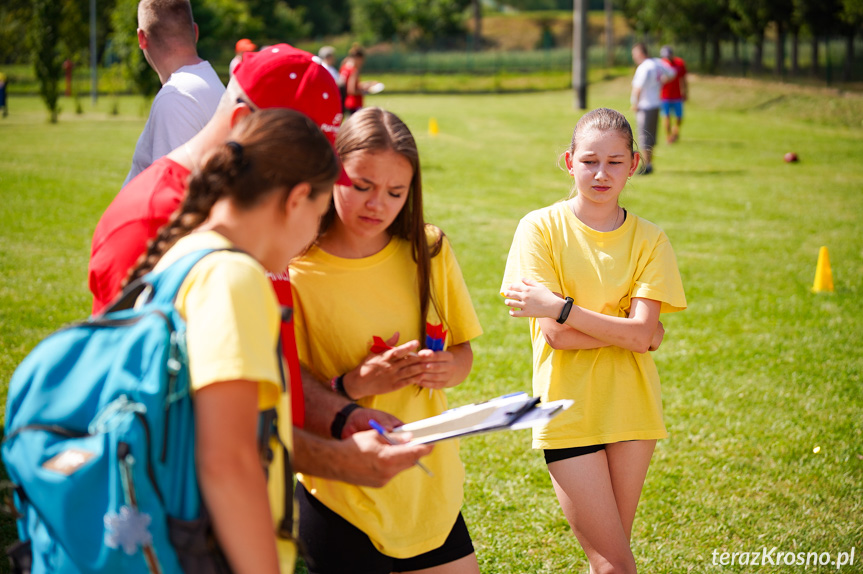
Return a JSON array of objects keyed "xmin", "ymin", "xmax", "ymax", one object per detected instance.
[
  {"xmin": 290, "ymin": 107, "xmax": 483, "ymax": 573},
  {"xmin": 127, "ymin": 108, "xmax": 340, "ymax": 574},
  {"xmin": 501, "ymin": 107, "xmax": 686, "ymax": 573}
]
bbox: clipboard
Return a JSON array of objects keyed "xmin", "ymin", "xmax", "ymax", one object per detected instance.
[{"xmin": 389, "ymin": 392, "xmax": 573, "ymax": 445}]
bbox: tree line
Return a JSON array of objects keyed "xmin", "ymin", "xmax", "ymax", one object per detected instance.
[
  {"xmin": 619, "ymin": 0, "xmax": 862, "ymax": 80},
  {"xmin": 1, "ymin": 0, "xmax": 860, "ymax": 120},
  {"xmin": 0, "ymin": 0, "xmax": 475, "ymax": 120},
  {"xmin": 0, "ymin": 0, "xmax": 478, "ymax": 67}
]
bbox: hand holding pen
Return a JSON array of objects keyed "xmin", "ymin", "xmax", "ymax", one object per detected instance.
[{"xmin": 369, "ymin": 419, "xmax": 433, "ymax": 476}]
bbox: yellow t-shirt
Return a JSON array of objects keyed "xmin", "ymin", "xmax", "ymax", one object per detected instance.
[
  {"xmin": 501, "ymin": 202, "xmax": 686, "ymax": 449},
  {"xmin": 290, "ymin": 227, "xmax": 483, "ymax": 558},
  {"xmin": 154, "ymin": 231, "xmax": 297, "ymax": 569}
]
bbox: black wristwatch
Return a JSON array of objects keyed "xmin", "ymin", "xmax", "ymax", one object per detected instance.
[
  {"xmin": 556, "ymin": 297, "xmax": 574, "ymax": 324},
  {"xmin": 330, "ymin": 402, "xmax": 362, "ymax": 439}
]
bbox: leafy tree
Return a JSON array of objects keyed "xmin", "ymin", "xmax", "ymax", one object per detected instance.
[
  {"xmin": 350, "ymin": 0, "xmax": 471, "ymax": 47},
  {"xmin": 60, "ymin": 0, "xmax": 91, "ymax": 67},
  {"xmin": 840, "ymin": 0, "xmax": 863, "ymax": 24},
  {"xmin": 497, "ymin": 0, "xmax": 596, "ymax": 8},
  {"xmin": 109, "ymin": 0, "xmax": 160, "ymax": 99},
  {"xmin": 0, "ymin": 0, "xmax": 32, "ymax": 65},
  {"xmin": 498, "ymin": 0, "xmax": 560, "ymax": 8},
  {"xmin": 655, "ymin": 0, "xmax": 733, "ymax": 73},
  {"xmin": 769, "ymin": 0, "xmax": 795, "ymax": 76},
  {"xmin": 107, "ymin": 0, "xmax": 308, "ymax": 96},
  {"xmin": 31, "ymin": 0, "xmax": 64, "ymax": 122},
  {"xmin": 243, "ymin": 0, "xmax": 311, "ymax": 45},
  {"xmin": 838, "ymin": 0, "xmax": 863, "ymax": 80},
  {"xmin": 350, "ymin": 0, "xmax": 400, "ymax": 45},
  {"xmin": 193, "ymin": 0, "xmax": 269, "ymax": 62},
  {"xmin": 472, "ymin": 0, "xmax": 482, "ymax": 48},
  {"xmin": 799, "ymin": 0, "xmax": 841, "ymax": 75},
  {"xmin": 729, "ymin": 0, "xmax": 771, "ymax": 73},
  {"xmin": 618, "ymin": 0, "xmax": 663, "ymax": 38},
  {"xmin": 61, "ymin": 0, "xmax": 118, "ymax": 65},
  {"xmin": 413, "ymin": 0, "xmax": 472, "ymax": 45},
  {"xmin": 290, "ymin": 0, "xmax": 351, "ymax": 37},
  {"xmin": 619, "ymin": 0, "xmax": 727, "ymax": 71}
]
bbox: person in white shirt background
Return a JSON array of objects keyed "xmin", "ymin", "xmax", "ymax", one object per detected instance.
[
  {"xmin": 630, "ymin": 42, "xmax": 675, "ymax": 175},
  {"xmin": 124, "ymin": 0, "xmax": 225, "ymax": 187},
  {"xmin": 317, "ymin": 45, "xmax": 341, "ymax": 83}
]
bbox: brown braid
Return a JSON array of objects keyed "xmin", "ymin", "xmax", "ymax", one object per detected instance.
[
  {"xmin": 126, "ymin": 108, "xmax": 339, "ymax": 284},
  {"xmin": 125, "ymin": 171, "xmax": 223, "ymax": 285}
]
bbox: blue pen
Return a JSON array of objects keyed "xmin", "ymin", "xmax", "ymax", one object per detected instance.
[{"xmin": 369, "ymin": 419, "xmax": 433, "ymax": 477}]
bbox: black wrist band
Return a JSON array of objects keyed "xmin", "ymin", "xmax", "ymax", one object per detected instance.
[
  {"xmin": 330, "ymin": 402, "xmax": 362, "ymax": 439},
  {"xmin": 557, "ymin": 297, "xmax": 574, "ymax": 324},
  {"xmin": 333, "ymin": 373, "xmax": 354, "ymax": 400}
]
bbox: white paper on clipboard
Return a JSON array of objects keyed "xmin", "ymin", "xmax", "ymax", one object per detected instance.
[{"xmin": 389, "ymin": 392, "xmax": 573, "ymax": 445}]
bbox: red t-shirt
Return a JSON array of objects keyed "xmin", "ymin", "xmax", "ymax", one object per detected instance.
[
  {"xmin": 88, "ymin": 156, "xmax": 306, "ymax": 426},
  {"xmin": 339, "ymin": 61, "xmax": 363, "ymax": 111},
  {"xmin": 89, "ymin": 157, "xmax": 188, "ymax": 315},
  {"xmin": 661, "ymin": 57, "xmax": 687, "ymax": 101}
]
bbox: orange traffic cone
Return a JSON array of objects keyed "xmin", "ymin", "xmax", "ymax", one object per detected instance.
[
  {"xmin": 812, "ymin": 246, "xmax": 834, "ymax": 293},
  {"xmin": 428, "ymin": 117, "xmax": 439, "ymax": 137}
]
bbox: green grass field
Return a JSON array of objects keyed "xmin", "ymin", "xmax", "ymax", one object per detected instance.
[{"xmin": 1, "ymin": 76, "xmax": 862, "ymax": 573}]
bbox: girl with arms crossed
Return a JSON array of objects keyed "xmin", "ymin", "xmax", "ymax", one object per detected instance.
[
  {"xmin": 290, "ymin": 107, "xmax": 483, "ymax": 574},
  {"xmin": 127, "ymin": 108, "xmax": 339, "ymax": 574},
  {"xmin": 501, "ymin": 108, "xmax": 686, "ymax": 573}
]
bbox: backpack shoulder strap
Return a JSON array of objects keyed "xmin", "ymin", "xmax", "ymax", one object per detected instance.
[{"xmin": 144, "ymin": 248, "xmax": 222, "ymax": 306}]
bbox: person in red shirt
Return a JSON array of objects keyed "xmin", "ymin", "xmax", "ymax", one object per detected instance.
[
  {"xmin": 88, "ymin": 44, "xmax": 431, "ymax": 489},
  {"xmin": 660, "ymin": 45, "xmax": 688, "ymax": 143},
  {"xmin": 339, "ymin": 43, "xmax": 366, "ymax": 115}
]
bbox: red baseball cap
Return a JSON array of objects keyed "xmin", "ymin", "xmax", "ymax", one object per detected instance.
[{"xmin": 233, "ymin": 43, "xmax": 350, "ymax": 185}]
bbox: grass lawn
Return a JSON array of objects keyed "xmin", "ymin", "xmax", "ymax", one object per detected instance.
[{"xmin": 1, "ymin": 77, "xmax": 862, "ymax": 573}]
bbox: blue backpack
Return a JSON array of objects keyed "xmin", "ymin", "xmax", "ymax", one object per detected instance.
[{"xmin": 1, "ymin": 248, "xmax": 281, "ymax": 573}]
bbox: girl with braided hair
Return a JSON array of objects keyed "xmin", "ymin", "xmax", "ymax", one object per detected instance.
[{"xmin": 127, "ymin": 107, "xmax": 340, "ymax": 574}]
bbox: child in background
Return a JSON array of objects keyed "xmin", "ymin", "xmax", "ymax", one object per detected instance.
[
  {"xmin": 660, "ymin": 45, "xmax": 688, "ymax": 144},
  {"xmin": 339, "ymin": 43, "xmax": 366, "ymax": 115},
  {"xmin": 127, "ymin": 108, "xmax": 339, "ymax": 574},
  {"xmin": 290, "ymin": 106, "xmax": 483, "ymax": 574},
  {"xmin": 501, "ymin": 107, "xmax": 686, "ymax": 573},
  {"xmin": 229, "ymin": 38, "xmax": 257, "ymax": 77}
]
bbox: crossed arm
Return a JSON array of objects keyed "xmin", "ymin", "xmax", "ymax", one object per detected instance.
[{"xmin": 503, "ymin": 278, "xmax": 664, "ymax": 354}]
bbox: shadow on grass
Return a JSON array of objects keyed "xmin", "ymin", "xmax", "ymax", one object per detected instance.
[
  {"xmin": 658, "ymin": 169, "xmax": 747, "ymax": 177},
  {"xmin": 0, "ymin": 429, "xmax": 18, "ymax": 574},
  {"xmin": 666, "ymin": 139, "xmax": 748, "ymax": 148}
]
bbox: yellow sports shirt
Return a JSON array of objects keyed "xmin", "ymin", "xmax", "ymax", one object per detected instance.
[
  {"xmin": 155, "ymin": 231, "xmax": 296, "ymax": 569},
  {"xmin": 501, "ymin": 202, "xmax": 686, "ymax": 449},
  {"xmin": 291, "ymin": 227, "xmax": 483, "ymax": 558}
]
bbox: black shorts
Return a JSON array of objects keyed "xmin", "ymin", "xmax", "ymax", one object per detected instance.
[
  {"xmin": 297, "ymin": 483, "xmax": 475, "ymax": 574},
  {"xmin": 544, "ymin": 443, "xmax": 606, "ymax": 464}
]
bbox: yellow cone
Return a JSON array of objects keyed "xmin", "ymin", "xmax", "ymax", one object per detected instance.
[
  {"xmin": 428, "ymin": 117, "xmax": 439, "ymax": 137},
  {"xmin": 812, "ymin": 246, "xmax": 834, "ymax": 293}
]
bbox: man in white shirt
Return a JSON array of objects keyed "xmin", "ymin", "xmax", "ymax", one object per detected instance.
[
  {"xmin": 317, "ymin": 45, "xmax": 341, "ymax": 83},
  {"xmin": 631, "ymin": 43, "xmax": 675, "ymax": 174},
  {"xmin": 123, "ymin": 0, "xmax": 225, "ymax": 186}
]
